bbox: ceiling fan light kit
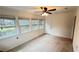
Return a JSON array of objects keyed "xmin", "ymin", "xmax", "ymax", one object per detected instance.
[{"xmin": 42, "ymin": 12, "xmax": 48, "ymax": 16}]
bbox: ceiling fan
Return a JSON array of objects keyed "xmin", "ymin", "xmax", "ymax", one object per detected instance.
[{"xmin": 40, "ymin": 7, "xmax": 56, "ymax": 16}]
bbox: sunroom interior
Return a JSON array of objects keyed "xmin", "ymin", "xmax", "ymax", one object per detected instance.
[{"xmin": 0, "ymin": 6, "xmax": 79, "ymax": 52}]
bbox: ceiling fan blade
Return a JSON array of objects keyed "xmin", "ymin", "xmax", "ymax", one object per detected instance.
[
  {"xmin": 46, "ymin": 12, "xmax": 52, "ymax": 14},
  {"xmin": 48, "ymin": 9, "xmax": 56, "ymax": 11}
]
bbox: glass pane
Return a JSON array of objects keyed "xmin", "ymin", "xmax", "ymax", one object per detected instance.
[
  {"xmin": 0, "ymin": 19, "xmax": 3, "ymax": 27},
  {"xmin": 39, "ymin": 20, "xmax": 44, "ymax": 29},
  {"xmin": 0, "ymin": 18, "xmax": 16, "ymax": 39},
  {"xmin": 19, "ymin": 19, "xmax": 29, "ymax": 33},
  {"xmin": 32, "ymin": 20, "xmax": 39, "ymax": 30},
  {"xmin": 4, "ymin": 19, "xmax": 15, "ymax": 26}
]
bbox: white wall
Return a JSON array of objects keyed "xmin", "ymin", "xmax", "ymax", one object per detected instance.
[
  {"xmin": 73, "ymin": 7, "xmax": 79, "ymax": 52},
  {"xmin": 45, "ymin": 11, "xmax": 76, "ymax": 39},
  {"xmin": 0, "ymin": 29, "xmax": 45, "ymax": 51}
]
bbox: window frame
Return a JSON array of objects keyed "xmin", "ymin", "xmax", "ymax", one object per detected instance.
[
  {"xmin": 0, "ymin": 16, "xmax": 17, "ymax": 39},
  {"xmin": 18, "ymin": 18, "xmax": 30, "ymax": 34}
]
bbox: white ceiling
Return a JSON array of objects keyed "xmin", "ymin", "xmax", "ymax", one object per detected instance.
[{"xmin": 3, "ymin": 6, "xmax": 77, "ymax": 15}]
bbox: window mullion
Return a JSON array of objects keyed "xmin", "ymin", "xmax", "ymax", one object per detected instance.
[
  {"xmin": 15, "ymin": 16, "xmax": 21, "ymax": 35},
  {"xmin": 29, "ymin": 18, "xmax": 32, "ymax": 31}
]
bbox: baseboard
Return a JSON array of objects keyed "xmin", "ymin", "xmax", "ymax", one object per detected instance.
[{"xmin": 46, "ymin": 33, "xmax": 72, "ymax": 41}]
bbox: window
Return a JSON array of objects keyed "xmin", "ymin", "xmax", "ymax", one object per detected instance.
[
  {"xmin": 31, "ymin": 19, "xmax": 45, "ymax": 30},
  {"xmin": 39, "ymin": 19, "xmax": 45, "ymax": 29},
  {"xmin": 19, "ymin": 18, "xmax": 29, "ymax": 33},
  {"xmin": 0, "ymin": 16, "xmax": 45, "ymax": 39},
  {"xmin": 32, "ymin": 19, "xmax": 40, "ymax": 30},
  {"xmin": 0, "ymin": 17, "xmax": 16, "ymax": 39}
]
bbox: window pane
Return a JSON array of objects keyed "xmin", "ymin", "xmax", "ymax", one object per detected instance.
[
  {"xmin": 32, "ymin": 20, "xmax": 39, "ymax": 30},
  {"xmin": 19, "ymin": 19, "xmax": 29, "ymax": 33},
  {"xmin": 39, "ymin": 19, "xmax": 44, "ymax": 29},
  {"xmin": 4, "ymin": 19, "xmax": 15, "ymax": 26},
  {"xmin": 0, "ymin": 18, "xmax": 16, "ymax": 39}
]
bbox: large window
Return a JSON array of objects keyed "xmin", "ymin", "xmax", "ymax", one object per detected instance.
[
  {"xmin": 0, "ymin": 16, "xmax": 45, "ymax": 39},
  {"xmin": 0, "ymin": 17, "xmax": 16, "ymax": 39},
  {"xmin": 19, "ymin": 18, "xmax": 29, "ymax": 33},
  {"xmin": 32, "ymin": 19, "xmax": 40, "ymax": 30}
]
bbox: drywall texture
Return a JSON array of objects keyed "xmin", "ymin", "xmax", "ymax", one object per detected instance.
[
  {"xmin": 45, "ymin": 11, "xmax": 76, "ymax": 39},
  {"xmin": 0, "ymin": 29, "xmax": 45, "ymax": 51},
  {"xmin": 73, "ymin": 7, "xmax": 79, "ymax": 52}
]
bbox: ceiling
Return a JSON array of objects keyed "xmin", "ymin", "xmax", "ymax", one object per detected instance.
[{"xmin": 3, "ymin": 6, "xmax": 77, "ymax": 15}]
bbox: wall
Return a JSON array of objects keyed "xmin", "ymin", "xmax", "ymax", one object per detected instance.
[
  {"xmin": 73, "ymin": 7, "xmax": 79, "ymax": 51},
  {"xmin": 0, "ymin": 29, "xmax": 45, "ymax": 51},
  {"xmin": 45, "ymin": 11, "xmax": 76, "ymax": 39}
]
